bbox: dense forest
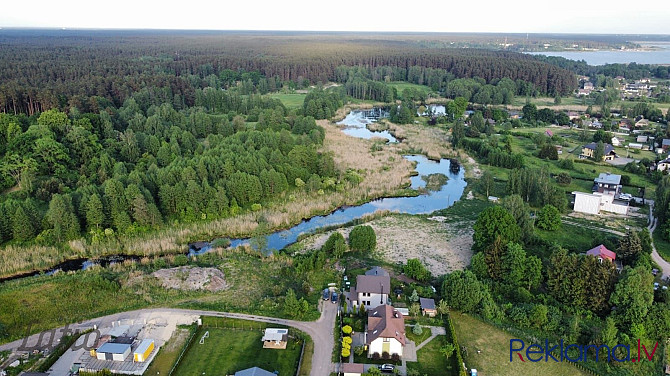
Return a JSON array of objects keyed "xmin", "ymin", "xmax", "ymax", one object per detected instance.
[{"xmin": 0, "ymin": 30, "xmax": 577, "ymax": 115}]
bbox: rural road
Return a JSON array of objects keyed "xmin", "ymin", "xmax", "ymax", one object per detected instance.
[
  {"xmin": 647, "ymin": 202, "xmax": 670, "ymax": 280},
  {"xmin": 0, "ymin": 303, "xmax": 338, "ymax": 376}
]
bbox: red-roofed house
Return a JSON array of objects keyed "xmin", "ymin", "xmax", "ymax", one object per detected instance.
[
  {"xmin": 586, "ymin": 244, "xmax": 616, "ymax": 263},
  {"xmin": 366, "ymin": 305, "xmax": 406, "ymax": 358},
  {"xmin": 545, "ymin": 129, "xmax": 553, "ymax": 137}
]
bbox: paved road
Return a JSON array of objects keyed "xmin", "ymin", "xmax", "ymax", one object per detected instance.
[
  {"xmin": 648, "ymin": 202, "xmax": 670, "ymax": 280},
  {"xmin": 0, "ymin": 303, "xmax": 338, "ymax": 376}
]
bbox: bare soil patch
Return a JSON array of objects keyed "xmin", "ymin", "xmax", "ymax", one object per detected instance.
[
  {"xmin": 296, "ymin": 214, "xmax": 473, "ymax": 276},
  {"xmin": 152, "ymin": 266, "xmax": 228, "ymax": 292}
]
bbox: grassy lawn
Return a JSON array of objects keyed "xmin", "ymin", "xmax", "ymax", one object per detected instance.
[
  {"xmin": 144, "ymin": 327, "xmax": 192, "ymax": 376},
  {"xmin": 405, "ymin": 325, "xmax": 432, "ymax": 345},
  {"xmin": 270, "ymin": 93, "xmax": 307, "ymax": 108},
  {"xmin": 452, "ymin": 312, "xmax": 590, "ymax": 376},
  {"xmin": 388, "ymin": 81, "xmax": 434, "ymax": 95},
  {"xmin": 653, "ymin": 226, "xmax": 670, "ymax": 261},
  {"xmin": 174, "ymin": 327, "xmax": 302, "ymax": 376},
  {"xmin": 533, "ymin": 222, "xmax": 619, "ymax": 257},
  {"xmin": 406, "ymin": 335, "xmax": 453, "ymax": 376}
]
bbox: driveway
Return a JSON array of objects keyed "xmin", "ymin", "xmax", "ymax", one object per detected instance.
[
  {"xmin": 0, "ymin": 303, "xmax": 338, "ymax": 376},
  {"xmin": 648, "ymin": 202, "xmax": 670, "ymax": 280}
]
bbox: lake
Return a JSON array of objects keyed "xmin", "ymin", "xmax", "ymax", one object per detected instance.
[{"xmin": 527, "ymin": 45, "xmax": 670, "ymax": 65}]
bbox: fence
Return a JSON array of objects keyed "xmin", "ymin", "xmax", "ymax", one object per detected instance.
[{"xmin": 168, "ymin": 324, "xmax": 198, "ymax": 376}]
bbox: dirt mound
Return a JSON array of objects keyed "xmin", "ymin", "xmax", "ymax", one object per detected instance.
[{"xmin": 152, "ymin": 266, "xmax": 227, "ymax": 292}]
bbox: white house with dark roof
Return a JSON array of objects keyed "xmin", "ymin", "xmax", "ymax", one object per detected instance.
[
  {"xmin": 657, "ymin": 157, "xmax": 670, "ymax": 172},
  {"xmin": 366, "ymin": 305, "xmax": 406, "ymax": 358},
  {"xmin": 349, "ymin": 273, "xmax": 391, "ymax": 310}
]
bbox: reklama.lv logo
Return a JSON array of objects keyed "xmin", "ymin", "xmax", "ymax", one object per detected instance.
[{"xmin": 510, "ymin": 339, "xmax": 659, "ymax": 363}]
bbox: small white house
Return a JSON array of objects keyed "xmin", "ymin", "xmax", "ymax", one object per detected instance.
[
  {"xmin": 366, "ymin": 305, "xmax": 406, "ymax": 358},
  {"xmin": 611, "ymin": 137, "xmax": 621, "ymax": 146},
  {"xmin": 573, "ymin": 191, "xmax": 628, "ymax": 215}
]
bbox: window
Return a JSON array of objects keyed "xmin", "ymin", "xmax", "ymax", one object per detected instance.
[{"xmin": 383, "ymin": 338, "xmax": 390, "ymax": 342}]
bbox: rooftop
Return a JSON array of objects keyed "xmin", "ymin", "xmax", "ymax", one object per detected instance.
[
  {"xmin": 234, "ymin": 367, "xmax": 276, "ymax": 376},
  {"xmin": 367, "ymin": 305, "xmax": 406, "ymax": 346},
  {"xmin": 96, "ymin": 343, "xmax": 131, "ymax": 355},
  {"xmin": 420, "ymin": 297, "xmax": 436, "ymax": 310},
  {"xmin": 262, "ymin": 328, "xmax": 288, "ymax": 342},
  {"xmin": 355, "ymin": 274, "xmax": 391, "ymax": 294},
  {"xmin": 365, "ymin": 266, "xmax": 389, "ymax": 277},
  {"xmin": 594, "ymin": 172, "xmax": 621, "ymax": 185},
  {"xmin": 583, "ymin": 142, "xmax": 615, "ymax": 155},
  {"xmin": 341, "ymin": 363, "xmax": 366, "ymax": 373},
  {"xmin": 134, "ymin": 339, "xmax": 154, "ymax": 354},
  {"xmin": 586, "ymin": 244, "xmax": 616, "ymax": 261}
]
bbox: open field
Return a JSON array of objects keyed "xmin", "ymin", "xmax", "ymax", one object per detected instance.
[
  {"xmin": 533, "ymin": 222, "xmax": 619, "ymax": 257},
  {"xmin": 0, "ymin": 247, "xmax": 338, "ymax": 344},
  {"xmin": 452, "ymin": 312, "xmax": 590, "ymax": 376},
  {"xmin": 144, "ymin": 327, "xmax": 192, "ymax": 376},
  {"xmin": 388, "ymin": 81, "xmax": 434, "ymax": 95},
  {"xmin": 270, "ymin": 93, "xmax": 307, "ymax": 108},
  {"xmin": 406, "ymin": 335, "xmax": 454, "ymax": 376},
  {"xmin": 173, "ymin": 327, "xmax": 302, "ymax": 376}
]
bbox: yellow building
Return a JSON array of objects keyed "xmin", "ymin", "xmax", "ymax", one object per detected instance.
[
  {"xmin": 580, "ymin": 142, "xmax": 616, "ymax": 161},
  {"xmin": 133, "ymin": 339, "xmax": 154, "ymax": 362}
]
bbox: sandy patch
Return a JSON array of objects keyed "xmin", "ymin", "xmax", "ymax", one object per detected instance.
[
  {"xmin": 297, "ymin": 214, "xmax": 473, "ymax": 276},
  {"xmin": 152, "ymin": 266, "xmax": 228, "ymax": 292}
]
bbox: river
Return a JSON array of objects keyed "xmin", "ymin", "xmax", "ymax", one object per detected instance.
[{"xmin": 1, "ymin": 110, "xmax": 467, "ymax": 281}]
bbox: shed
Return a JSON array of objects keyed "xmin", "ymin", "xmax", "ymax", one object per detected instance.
[
  {"xmin": 234, "ymin": 367, "xmax": 276, "ymax": 376},
  {"xmin": 419, "ymin": 297, "xmax": 437, "ymax": 317},
  {"xmin": 95, "ymin": 343, "xmax": 131, "ymax": 361},
  {"xmin": 341, "ymin": 363, "xmax": 366, "ymax": 376},
  {"xmin": 261, "ymin": 328, "xmax": 288, "ymax": 349},
  {"xmin": 133, "ymin": 339, "xmax": 155, "ymax": 362}
]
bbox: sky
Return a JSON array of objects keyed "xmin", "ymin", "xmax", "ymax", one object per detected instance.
[{"xmin": 1, "ymin": 0, "xmax": 669, "ymax": 34}]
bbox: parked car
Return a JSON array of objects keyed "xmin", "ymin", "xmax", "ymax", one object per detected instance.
[
  {"xmin": 331, "ymin": 292, "xmax": 338, "ymax": 304},
  {"xmin": 617, "ymin": 193, "xmax": 633, "ymax": 201},
  {"xmin": 379, "ymin": 364, "xmax": 395, "ymax": 372},
  {"xmin": 322, "ymin": 288, "xmax": 330, "ymax": 300}
]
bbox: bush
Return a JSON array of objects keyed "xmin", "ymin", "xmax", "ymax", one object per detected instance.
[
  {"xmin": 349, "ymin": 225, "xmax": 377, "ymax": 252},
  {"xmin": 382, "ymin": 351, "xmax": 390, "ymax": 359},
  {"xmin": 558, "ymin": 158, "xmax": 574, "ymax": 170},
  {"xmin": 536, "ymin": 205, "xmax": 561, "ymax": 231},
  {"xmin": 413, "ymin": 324, "xmax": 423, "ymax": 335},
  {"xmin": 342, "ymin": 325, "xmax": 352, "ymax": 335},
  {"xmin": 556, "ymin": 172, "xmax": 572, "ymax": 185},
  {"xmin": 342, "ymin": 347, "xmax": 351, "ymax": 358},
  {"xmin": 343, "ymin": 336, "xmax": 352, "ymax": 344},
  {"xmin": 372, "ymin": 352, "xmax": 381, "ymax": 360}
]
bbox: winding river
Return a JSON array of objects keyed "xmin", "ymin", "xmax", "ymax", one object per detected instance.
[
  {"xmin": 1, "ymin": 109, "xmax": 467, "ymax": 282},
  {"xmin": 190, "ymin": 109, "xmax": 467, "ymax": 255}
]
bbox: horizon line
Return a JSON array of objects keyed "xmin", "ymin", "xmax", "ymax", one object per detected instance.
[{"xmin": 1, "ymin": 27, "xmax": 670, "ymax": 37}]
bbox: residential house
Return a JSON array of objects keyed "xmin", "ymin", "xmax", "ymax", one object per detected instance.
[
  {"xmin": 586, "ymin": 244, "xmax": 616, "ymax": 263},
  {"xmin": 555, "ymin": 145, "xmax": 563, "ymax": 154},
  {"xmin": 593, "ymin": 172, "xmax": 622, "ymax": 196},
  {"xmin": 234, "ymin": 367, "xmax": 276, "ymax": 376},
  {"xmin": 365, "ymin": 266, "xmax": 390, "ymax": 277},
  {"xmin": 628, "ymin": 143, "xmax": 643, "ymax": 150},
  {"xmin": 584, "ymin": 81, "xmax": 595, "ymax": 91},
  {"xmin": 419, "ymin": 298, "xmax": 437, "ymax": 317},
  {"xmin": 509, "ymin": 111, "xmax": 521, "ymax": 119},
  {"xmin": 341, "ymin": 363, "xmax": 366, "ymax": 376},
  {"xmin": 262, "ymin": 328, "xmax": 288, "ymax": 349},
  {"xmin": 567, "ymin": 111, "xmax": 580, "ymax": 120},
  {"xmin": 573, "ymin": 191, "xmax": 629, "ymax": 215},
  {"xmin": 366, "ymin": 305, "xmax": 406, "ymax": 358},
  {"xmin": 637, "ymin": 135, "xmax": 648, "ymax": 143},
  {"xmin": 349, "ymin": 272, "xmax": 391, "ymax": 310},
  {"xmin": 662, "ymin": 139, "xmax": 670, "ymax": 151},
  {"xmin": 657, "ymin": 157, "xmax": 670, "ymax": 172},
  {"xmin": 611, "ymin": 137, "xmax": 621, "ymax": 146},
  {"xmin": 580, "ymin": 143, "xmax": 616, "ymax": 161},
  {"xmin": 635, "ymin": 118, "xmax": 650, "ymax": 128}
]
